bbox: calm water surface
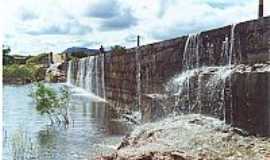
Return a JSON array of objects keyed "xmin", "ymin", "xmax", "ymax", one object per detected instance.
[{"xmin": 3, "ymin": 84, "xmax": 131, "ymax": 160}]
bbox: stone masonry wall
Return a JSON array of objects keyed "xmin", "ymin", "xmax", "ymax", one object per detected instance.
[
  {"xmin": 104, "ymin": 49, "xmax": 138, "ymax": 113},
  {"xmin": 103, "ymin": 16, "xmax": 270, "ymax": 135}
]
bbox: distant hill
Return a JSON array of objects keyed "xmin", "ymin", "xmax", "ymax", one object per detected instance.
[{"xmin": 63, "ymin": 47, "xmax": 98, "ymax": 56}]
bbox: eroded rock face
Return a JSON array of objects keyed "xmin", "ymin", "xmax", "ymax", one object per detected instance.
[{"xmin": 97, "ymin": 114, "xmax": 270, "ymax": 160}]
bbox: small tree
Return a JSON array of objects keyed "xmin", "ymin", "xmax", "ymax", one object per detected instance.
[
  {"xmin": 31, "ymin": 83, "xmax": 71, "ymax": 125},
  {"xmin": 3, "ymin": 44, "xmax": 11, "ymax": 55},
  {"xmin": 111, "ymin": 45, "xmax": 126, "ymax": 54},
  {"xmin": 2, "ymin": 45, "xmax": 14, "ymax": 65}
]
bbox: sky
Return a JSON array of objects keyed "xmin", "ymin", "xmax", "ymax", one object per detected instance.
[{"xmin": 1, "ymin": 0, "xmax": 270, "ymax": 55}]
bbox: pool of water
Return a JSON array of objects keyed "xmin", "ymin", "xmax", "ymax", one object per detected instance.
[{"xmin": 3, "ymin": 84, "xmax": 131, "ymax": 160}]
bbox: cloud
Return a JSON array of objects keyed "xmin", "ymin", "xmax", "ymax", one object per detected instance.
[
  {"xmin": 99, "ymin": 8, "xmax": 138, "ymax": 31},
  {"xmin": 4, "ymin": 33, "xmax": 13, "ymax": 40},
  {"xmin": 74, "ymin": 40, "xmax": 101, "ymax": 48},
  {"xmin": 83, "ymin": 0, "xmax": 138, "ymax": 31},
  {"xmin": 18, "ymin": 8, "xmax": 38, "ymax": 21},
  {"xmin": 3, "ymin": 0, "xmax": 268, "ymax": 55},
  {"xmin": 26, "ymin": 20, "xmax": 92, "ymax": 35},
  {"xmin": 84, "ymin": 0, "xmax": 120, "ymax": 18},
  {"xmin": 158, "ymin": 0, "xmax": 174, "ymax": 18},
  {"xmin": 203, "ymin": 0, "xmax": 247, "ymax": 9},
  {"xmin": 148, "ymin": 0, "xmax": 256, "ymax": 40},
  {"xmin": 124, "ymin": 34, "xmax": 137, "ymax": 43},
  {"xmin": 150, "ymin": 20, "xmax": 215, "ymax": 40}
]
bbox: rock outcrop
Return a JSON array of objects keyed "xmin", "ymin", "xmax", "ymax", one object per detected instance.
[
  {"xmin": 45, "ymin": 63, "xmax": 66, "ymax": 83},
  {"xmin": 97, "ymin": 114, "xmax": 270, "ymax": 160}
]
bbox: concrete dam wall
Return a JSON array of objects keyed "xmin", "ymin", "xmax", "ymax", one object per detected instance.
[{"xmin": 67, "ymin": 16, "xmax": 270, "ymax": 136}]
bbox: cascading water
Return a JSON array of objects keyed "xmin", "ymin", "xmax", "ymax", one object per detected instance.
[
  {"xmin": 101, "ymin": 54, "xmax": 106, "ymax": 99},
  {"xmin": 182, "ymin": 34, "xmax": 200, "ymax": 70},
  {"xmin": 95, "ymin": 56, "xmax": 99, "ymax": 97},
  {"xmin": 167, "ymin": 66, "xmax": 233, "ymax": 118},
  {"xmin": 66, "ymin": 55, "xmax": 106, "ymax": 100},
  {"xmin": 66, "ymin": 61, "xmax": 73, "ymax": 85},
  {"xmin": 167, "ymin": 25, "xmax": 237, "ymax": 120},
  {"xmin": 85, "ymin": 56, "xmax": 95, "ymax": 93},
  {"xmin": 136, "ymin": 46, "xmax": 142, "ymax": 109},
  {"xmin": 78, "ymin": 58, "xmax": 86, "ymax": 88},
  {"xmin": 229, "ymin": 24, "xmax": 236, "ymax": 65},
  {"xmin": 226, "ymin": 24, "xmax": 236, "ymax": 123},
  {"xmin": 180, "ymin": 33, "xmax": 201, "ymax": 112}
]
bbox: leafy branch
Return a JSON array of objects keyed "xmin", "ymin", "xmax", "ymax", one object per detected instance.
[{"xmin": 31, "ymin": 83, "xmax": 71, "ymax": 126}]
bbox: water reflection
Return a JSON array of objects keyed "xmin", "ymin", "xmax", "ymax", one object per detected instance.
[
  {"xmin": 3, "ymin": 84, "xmax": 131, "ymax": 160},
  {"xmin": 38, "ymin": 129, "xmax": 57, "ymax": 146}
]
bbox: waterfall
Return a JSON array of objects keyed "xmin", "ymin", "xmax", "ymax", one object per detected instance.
[
  {"xmin": 167, "ymin": 67, "xmax": 233, "ymax": 119},
  {"xmin": 166, "ymin": 68, "xmax": 200, "ymax": 113},
  {"xmin": 229, "ymin": 24, "xmax": 236, "ymax": 65},
  {"xmin": 100, "ymin": 54, "xmax": 106, "ymax": 99},
  {"xmin": 67, "ymin": 61, "xmax": 73, "ymax": 85},
  {"xmin": 95, "ymin": 56, "xmax": 99, "ymax": 96},
  {"xmin": 66, "ymin": 55, "xmax": 106, "ymax": 99},
  {"xmin": 136, "ymin": 46, "xmax": 142, "ymax": 109},
  {"xmin": 180, "ymin": 33, "xmax": 200, "ymax": 112},
  {"xmin": 167, "ymin": 27, "xmax": 237, "ymax": 119},
  {"xmin": 78, "ymin": 58, "xmax": 86, "ymax": 88},
  {"xmin": 226, "ymin": 24, "xmax": 237, "ymax": 123},
  {"xmin": 204, "ymin": 66, "xmax": 233, "ymax": 119},
  {"xmin": 85, "ymin": 56, "xmax": 95, "ymax": 93},
  {"xmin": 182, "ymin": 33, "xmax": 200, "ymax": 70}
]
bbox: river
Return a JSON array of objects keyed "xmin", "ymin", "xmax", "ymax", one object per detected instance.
[{"xmin": 3, "ymin": 84, "xmax": 131, "ymax": 160}]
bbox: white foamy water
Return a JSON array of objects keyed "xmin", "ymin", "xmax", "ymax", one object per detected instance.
[
  {"xmin": 182, "ymin": 33, "xmax": 200, "ymax": 70},
  {"xmin": 66, "ymin": 61, "xmax": 73, "ymax": 85},
  {"xmin": 66, "ymin": 55, "xmax": 106, "ymax": 101},
  {"xmin": 69, "ymin": 86, "xmax": 106, "ymax": 102},
  {"xmin": 167, "ymin": 66, "xmax": 233, "ymax": 118}
]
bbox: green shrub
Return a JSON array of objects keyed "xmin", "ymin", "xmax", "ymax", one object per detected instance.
[
  {"xmin": 3, "ymin": 55, "xmax": 14, "ymax": 65},
  {"xmin": 3, "ymin": 64, "xmax": 46, "ymax": 83},
  {"xmin": 33, "ymin": 67, "xmax": 46, "ymax": 81},
  {"xmin": 111, "ymin": 45, "xmax": 126, "ymax": 54},
  {"xmin": 26, "ymin": 53, "xmax": 48, "ymax": 64},
  {"xmin": 31, "ymin": 83, "xmax": 71, "ymax": 125},
  {"xmin": 33, "ymin": 83, "xmax": 58, "ymax": 115},
  {"xmin": 69, "ymin": 52, "xmax": 89, "ymax": 58},
  {"xmin": 3, "ymin": 64, "xmax": 32, "ymax": 80}
]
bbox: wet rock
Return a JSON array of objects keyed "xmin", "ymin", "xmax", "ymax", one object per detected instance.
[
  {"xmin": 189, "ymin": 119, "xmax": 204, "ymax": 126},
  {"xmin": 121, "ymin": 111, "xmax": 142, "ymax": 125},
  {"xmin": 231, "ymin": 128, "xmax": 250, "ymax": 137},
  {"xmin": 117, "ymin": 134, "xmax": 130, "ymax": 150}
]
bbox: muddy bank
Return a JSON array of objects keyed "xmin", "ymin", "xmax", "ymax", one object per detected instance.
[{"xmin": 97, "ymin": 114, "xmax": 270, "ymax": 160}]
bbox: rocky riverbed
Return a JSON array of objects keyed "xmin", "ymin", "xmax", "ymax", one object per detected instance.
[{"xmin": 97, "ymin": 114, "xmax": 270, "ymax": 160}]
